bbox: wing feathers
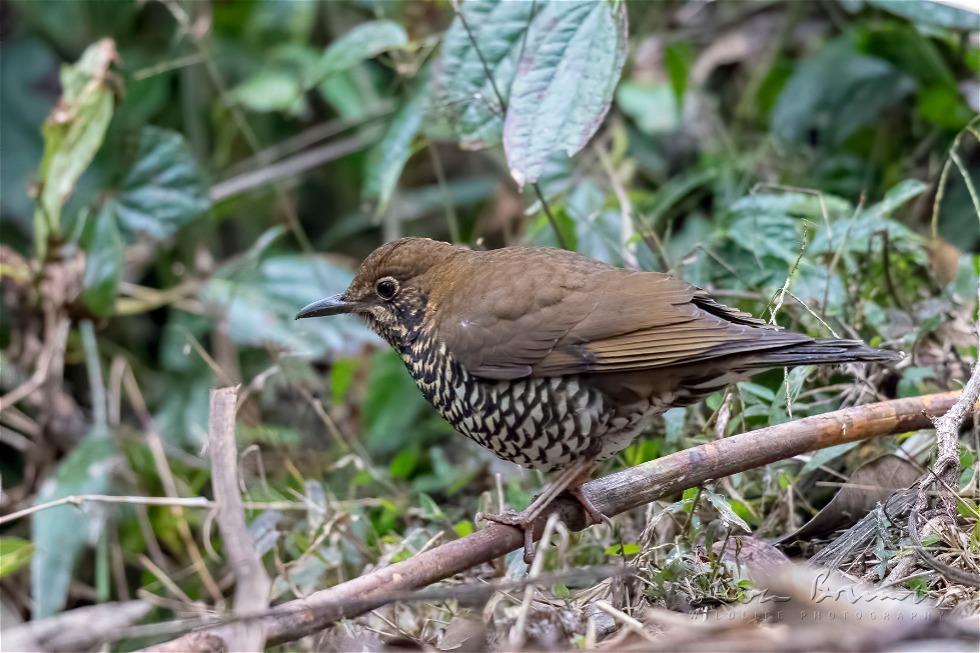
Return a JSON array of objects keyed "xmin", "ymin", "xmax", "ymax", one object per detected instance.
[{"xmin": 432, "ymin": 246, "xmax": 809, "ymax": 380}]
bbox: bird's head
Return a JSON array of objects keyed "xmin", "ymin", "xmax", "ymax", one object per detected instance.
[{"xmin": 296, "ymin": 238, "xmax": 465, "ymax": 351}]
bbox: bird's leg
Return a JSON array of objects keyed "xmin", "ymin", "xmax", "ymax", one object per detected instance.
[{"xmin": 476, "ymin": 460, "xmax": 601, "ymax": 563}]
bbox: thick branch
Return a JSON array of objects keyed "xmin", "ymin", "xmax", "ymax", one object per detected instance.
[{"xmin": 146, "ymin": 391, "xmax": 968, "ymax": 651}]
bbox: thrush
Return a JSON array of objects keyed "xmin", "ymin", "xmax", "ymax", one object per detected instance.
[{"xmin": 297, "ymin": 238, "xmax": 900, "ymax": 559}]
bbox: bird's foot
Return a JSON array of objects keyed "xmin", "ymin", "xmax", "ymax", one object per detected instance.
[
  {"xmin": 566, "ymin": 485, "xmax": 605, "ymax": 527},
  {"xmin": 475, "ymin": 487, "xmax": 606, "ymax": 564},
  {"xmin": 475, "ymin": 509, "xmax": 537, "ymax": 563}
]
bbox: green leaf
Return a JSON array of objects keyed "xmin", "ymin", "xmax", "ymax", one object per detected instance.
[
  {"xmin": 525, "ymin": 205, "xmax": 578, "ymax": 251},
  {"xmin": 330, "ymin": 357, "xmax": 358, "ymax": 405},
  {"xmin": 772, "ymin": 35, "xmax": 916, "ymax": 146},
  {"xmin": 862, "ymin": 178, "xmax": 929, "ymax": 219},
  {"xmin": 897, "ymin": 366, "xmax": 938, "ymax": 397},
  {"xmin": 32, "ymin": 433, "xmax": 119, "ymax": 617},
  {"xmin": 868, "ymin": 0, "xmax": 980, "ymax": 30},
  {"xmin": 431, "ymin": 0, "xmax": 535, "ymax": 149},
  {"xmin": 232, "ymin": 68, "xmax": 307, "ymax": 115},
  {"xmin": 202, "ymin": 254, "xmax": 373, "ymax": 357},
  {"xmin": 80, "ymin": 204, "xmax": 123, "ymax": 316},
  {"xmin": 389, "ymin": 445, "xmax": 420, "ymax": 479},
  {"xmin": 112, "ymin": 126, "xmax": 210, "ymax": 240},
  {"xmin": 800, "ymin": 441, "xmax": 860, "ymax": 476},
  {"xmin": 856, "ymin": 23, "xmax": 957, "ymax": 87},
  {"xmin": 917, "ymin": 84, "xmax": 975, "ymax": 130},
  {"xmin": 231, "ymin": 44, "xmax": 319, "ymax": 116},
  {"xmin": 363, "ymin": 71, "xmax": 429, "ymax": 213},
  {"xmin": 604, "ymin": 543, "xmax": 641, "ymax": 556},
  {"xmin": 315, "ymin": 20, "xmax": 407, "ymax": 80},
  {"xmin": 504, "ymin": 0, "xmax": 628, "ymax": 185},
  {"xmin": 0, "ymin": 537, "xmax": 35, "ymax": 578},
  {"xmin": 664, "ymin": 41, "xmax": 694, "ymax": 108},
  {"xmin": 362, "ymin": 350, "xmax": 430, "ymax": 455},
  {"xmin": 739, "ymin": 382, "xmax": 776, "ymax": 403},
  {"xmin": 615, "ymin": 81, "xmax": 680, "ymax": 135},
  {"xmin": 417, "ymin": 492, "xmax": 446, "ymax": 522},
  {"xmin": 706, "ymin": 490, "xmax": 752, "ymax": 532},
  {"xmin": 33, "ymin": 39, "xmax": 116, "ymax": 255}
]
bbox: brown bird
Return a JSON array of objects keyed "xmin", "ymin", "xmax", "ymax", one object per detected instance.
[{"xmin": 297, "ymin": 238, "xmax": 900, "ymax": 559}]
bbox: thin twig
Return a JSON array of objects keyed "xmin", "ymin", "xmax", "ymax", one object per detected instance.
[
  {"xmin": 208, "ymin": 386, "xmax": 271, "ymax": 652},
  {"xmin": 426, "ymin": 138, "xmax": 462, "ymax": 242},
  {"xmin": 531, "ymin": 183, "xmax": 570, "ymax": 249},
  {"xmin": 595, "ymin": 143, "xmax": 638, "ymax": 268},
  {"xmin": 907, "ymin": 510, "xmax": 980, "ymax": 589},
  {"xmin": 0, "ymin": 494, "xmax": 337, "ymax": 527},
  {"xmin": 595, "ymin": 600, "xmax": 658, "ymax": 643},
  {"xmin": 930, "ymin": 116, "xmax": 980, "ymax": 240},
  {"xmin": 210, "ymin": 133, "xmax": 377, "ymax": 202},
  {"xmin": 222, "ymin": 104, "xmax": 394, "ymax": 178},
  {"xmin": 122, "ymin": 366, "xmax": 225, "ymax": 604},
  {"xmin": 510, "ymin": 512, "xmax": 560, "ymax": 649},
  {"xmin": 928, "ymin": 362, "xmax": 980, "ymax": 494},
  {"xmin": 0, "ymin": 318, "xmax": 70, "ymax": 412}
]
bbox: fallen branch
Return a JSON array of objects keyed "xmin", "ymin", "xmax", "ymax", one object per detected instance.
[{"xmin": 146, "ymin": 391, "xmax": 968, "ymax": 651}]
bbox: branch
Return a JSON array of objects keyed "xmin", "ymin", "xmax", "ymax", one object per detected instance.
[
  {"xmin": 190, "ymin": 387, "xmax": 270, "ymax": 652},
  {"xmin": 145, "ymin": 391, "xmax": 969, "ymax": 651},
  {"xmin": 209, "ymin": 132, "xmax": 377, "ymax": 202},
  {"xmin": 931, "ymin": 363, "xmax": 980, "ymax": 487}
]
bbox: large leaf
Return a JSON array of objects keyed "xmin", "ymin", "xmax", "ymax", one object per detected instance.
[
  {"xmin": 111, "ymin": 126, "xmax": 210, "ymax": 240},
  {"xmin": 80, "ymin": 203, "xmax": 124, "ymax": 315},
  {"xmin": 202, "ymin": 254, "xmax": 374, "ymax": 357},
  {"xmin": 503, "ymin": 0, "xmax": 628, "ymax": 186},
  {"xmin": 432, "ymin": 0, "xmax": 535, "ymax": 150},
  {"xmin": 772, "ymin": 35, "xmax": 916, "ymax": 146},
  {"xmin": 32, "ymin": 39, "xmax": 116, "ymax": 255},
  {"xmin": 868, "ymin": 0, "xmax": 980, "ymax": 30},
  {"xmin": 314, "ymin": 20, "xmax": 407, "ymax": 80},
  {"xmin": 32, "ymin": 431, "xmax": 119, "ymax": 617},
  {"xmin": 363, "ymin": 71, "xmax": 429, "ymax": 213}
]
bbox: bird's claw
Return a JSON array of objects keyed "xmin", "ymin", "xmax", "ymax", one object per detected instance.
[
  {"xmin": 475, "ymin": 509, "xmax": 537, "ymax": 563},
  {"xmin": 567, "ymin": 485, "xmax": 606, "ymax": 527}
]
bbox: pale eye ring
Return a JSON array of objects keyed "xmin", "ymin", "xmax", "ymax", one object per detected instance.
[{"xmin": 375, "ymin": 276, "xmax": 399, "ymax": 300}]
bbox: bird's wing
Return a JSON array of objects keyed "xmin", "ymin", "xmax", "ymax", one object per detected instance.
[{"xmin": 432, "ymin": 248, "xmax": 810, "ymax": 380}]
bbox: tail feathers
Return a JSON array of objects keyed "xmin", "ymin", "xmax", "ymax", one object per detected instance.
[{"xmin": 746, "ymin": 338, "xmax": 903, "ymax": 369}]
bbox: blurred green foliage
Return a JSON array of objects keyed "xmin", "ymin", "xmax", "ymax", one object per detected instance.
[{"xmin": 0, "ymin": 0, "xmax": 977, "ymax": 642}]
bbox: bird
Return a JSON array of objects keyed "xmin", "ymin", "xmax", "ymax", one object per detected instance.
[{"xmin": 296, "ymin": 238, "xmax": 901, "ymax": 560}]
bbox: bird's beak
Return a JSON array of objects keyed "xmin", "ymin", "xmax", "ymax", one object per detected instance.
[{"xmin": 295, "ymin": 294, "xmax": 356, "ymax": 319}]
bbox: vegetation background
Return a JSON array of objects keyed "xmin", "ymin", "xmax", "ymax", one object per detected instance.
[{"xmin": 1, "ymin": 0, "xmax": 978, "ymax": 649}]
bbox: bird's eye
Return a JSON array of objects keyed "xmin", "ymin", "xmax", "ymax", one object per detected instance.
[{"xmin": 375, "ymin": 277, "xmax": 399, "ymax": 300}]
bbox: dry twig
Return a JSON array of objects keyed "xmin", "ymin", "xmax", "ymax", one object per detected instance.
[{"xmin": 204, "ymin": 386, "xmax": 271, "ymax": 652}]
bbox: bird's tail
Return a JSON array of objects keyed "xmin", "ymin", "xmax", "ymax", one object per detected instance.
[{"xmin": 743, "ymin": 338, "xmax": 903, "ymax": 369}]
